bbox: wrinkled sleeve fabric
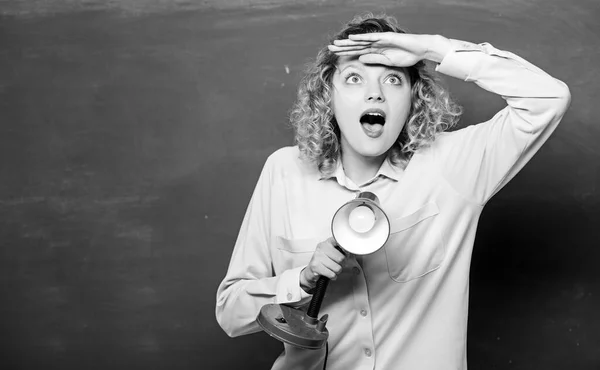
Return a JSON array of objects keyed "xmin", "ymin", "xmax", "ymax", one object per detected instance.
[
  {"xmin": 433, "ymin": 39, "xmax": 571, "ymax": 204},
  {"xmin": 215, "ymin": 154, "xmax": 311, "ymax": 338}
]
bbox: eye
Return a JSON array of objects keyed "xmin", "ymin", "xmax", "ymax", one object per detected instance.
[
  {"xmin": 345, "ymin": 72, "xmax": 362, "ymax": 84},
  {"xmin": 385, "ymin": 74, "xmax": 403, "ymax": 85}
]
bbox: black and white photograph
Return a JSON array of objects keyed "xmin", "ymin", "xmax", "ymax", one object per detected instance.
[{"xmin": 0, "ymin": 0, "xmax": 598, "ymax": 369}]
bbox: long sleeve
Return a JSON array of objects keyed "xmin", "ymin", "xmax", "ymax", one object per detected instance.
[
  {"xmin": 433, "ymin": 39, "xmax": 571, "ymax": 204},
  {"xmin": 215, "ymin": 155, "xmax": 311, "ymax": 338}
]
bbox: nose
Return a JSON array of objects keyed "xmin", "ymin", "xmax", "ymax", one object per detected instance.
[{"xmin": 365, "ymin": 84, "xmax": 385, "ymax": 103}]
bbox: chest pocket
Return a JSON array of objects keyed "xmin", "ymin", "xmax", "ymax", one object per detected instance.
[
  {"xmin": 275, "ymin": 236, "xmax": 317, "ymax": 273},
  {"xmin": 384, "ymin": 202, "xmax": 445, "ymax": 283}
]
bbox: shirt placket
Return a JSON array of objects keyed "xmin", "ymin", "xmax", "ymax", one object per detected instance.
[
  {"xmin": 350, "ymin": 256, "xmax": 376, "ymax": 369},
  {"xmin": 331, "ymin": 168, "xmax": 384, "ymax": 369}
]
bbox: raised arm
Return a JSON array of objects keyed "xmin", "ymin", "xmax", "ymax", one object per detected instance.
[
  {"xmin": 329, "ymin": 33, "xmax": 571, "ymax": 203},
  {"xmin": 431, "ymin": 38, "xmax": 571, "ymax": 203}
]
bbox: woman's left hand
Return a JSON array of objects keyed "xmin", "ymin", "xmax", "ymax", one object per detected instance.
[{"xmin": 327, "ymin": 33, "xmax": 451, "ymax": 67}]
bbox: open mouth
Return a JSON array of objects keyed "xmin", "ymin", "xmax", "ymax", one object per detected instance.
[{"xmin": 360, "ymin": 109, "xmax": 386, "ymax": 138}]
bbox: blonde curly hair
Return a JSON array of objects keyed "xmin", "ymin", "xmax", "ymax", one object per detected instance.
[{"xmin": 290, "ymin": 13, "xmax": 463, "ymax": 176}]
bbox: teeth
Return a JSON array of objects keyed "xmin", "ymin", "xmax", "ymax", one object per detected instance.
[{"xmin": 361, "ymin": 111, "xmax": 386, "ymax": 125}]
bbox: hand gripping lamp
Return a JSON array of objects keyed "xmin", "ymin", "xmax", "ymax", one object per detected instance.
[{"xmin": 257, "ymin": 192, "xmax": 390, "ymax": 349}]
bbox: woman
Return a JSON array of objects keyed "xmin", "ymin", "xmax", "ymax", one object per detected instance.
[{"xmin": 216, "ymin": 13, "xmax": 570, "ymax": 370}]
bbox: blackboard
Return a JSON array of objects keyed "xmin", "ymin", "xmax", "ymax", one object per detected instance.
[{"xmin": 0, "ymin": 1, "xmax": 598, "ymax": 369}]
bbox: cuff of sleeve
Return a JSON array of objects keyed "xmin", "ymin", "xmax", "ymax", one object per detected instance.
[
  {"xmin": 275, "ymin": 266, "xmax": 312, "ymax": 305},
  {"xmin": 435, "ymin": 39, "xmax": 485, "ymax": 81}
]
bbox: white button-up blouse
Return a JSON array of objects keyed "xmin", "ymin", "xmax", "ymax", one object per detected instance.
[{"xmin": 216, "ymin": 39, "xmax": 571, "ymax": 370}]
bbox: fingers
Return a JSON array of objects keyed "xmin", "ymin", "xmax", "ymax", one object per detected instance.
[
  {"xmin": 303, "ymin": 238, "xmax": 346, "ymax": 285},
  {"xmin": 358, "ymin": 53, "xmax": 393, "ymax": 65},
  {"xmin": 316, "ymin": 244, "xmax": 344, "ymax": 280},
  {"xmin": 329, "ymin": 45, "xmax": 394, "ymax": 66},
  {"xmin": 321, "ymin": 253, "xmax": 344, "ymax": 274},
  {"xmin": 321, "ymin": 237, "xmax": 345, "ymax": 264},
  {"xmin": 304, "ymin": 262, "xmax": 338, "ymax": 282},
  {"xmin": 328, "ymin": 44, "xmax": 370, "ymax": 53},
  {"xmin": 332, "ymin": 39, "xmax": 372, "ymax": 47},
  {"xmin": 328, "ymin": 45, "xmax": 376, "ymax": 56},
  {"xmin": 348, "ymin": 33, "xmax": 383, "ymax": 42},
  {"xmin": 329, "ymin": 38, "xmax": 374, "ymax": 56},
  {"xmin": 309, "ymin": 259, "xmax": 342, "ymax": 281}
]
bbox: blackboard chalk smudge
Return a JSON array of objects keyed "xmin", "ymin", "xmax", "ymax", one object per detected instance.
[
  {"xmin": 116, "ymin": 224, "xmax": 153, "ymax": 242},
  {"xmin": 0, "ymin": 197, "xmax": 45, "ymax": 206},
  {"xmin": 49, "ymin": 241, "xmax": 71, "ymax": 248},
  {"xmin": 94, "ymin": 195, "xmax": 159, "ymax": 206},
  {"xmin": 22, "ymin": 228, "xmax": 49, "ymax": 239}
]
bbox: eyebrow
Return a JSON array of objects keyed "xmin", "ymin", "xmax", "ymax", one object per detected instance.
[{"xmin": 339, "ymin": 62, "xmax": 364, "ymax": 73}]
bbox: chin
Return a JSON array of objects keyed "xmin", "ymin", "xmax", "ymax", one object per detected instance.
[{"xmin": 356, "ymin": 143, "xmax": 392, "ymax": 158}]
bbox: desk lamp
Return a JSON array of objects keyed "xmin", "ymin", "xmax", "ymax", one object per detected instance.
[{"xmin": 257, "ymin": 192, "xmax": 390, "ymax": 349}]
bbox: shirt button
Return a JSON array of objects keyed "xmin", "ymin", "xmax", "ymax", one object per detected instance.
[
  {"xmin": 353, "ymin": 267, "xmax": 361, "ymax": 275},
  {"xmin": 364, "ymin": 348, "xmax": 372, "ymax": 357},
  {"xmin": 360, "ymin": 309, "xmax": 368, "ymax": 317},
  {"xmin": 287, "ymin": 293, "xmax": 292, "ymax": 300}
]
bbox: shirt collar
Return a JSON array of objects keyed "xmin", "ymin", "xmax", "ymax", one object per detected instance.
[
  {"xmin": 319, "ymin": 156, "xmax": 403, "ymax": 186},
  {"xmin": 376, "ymin": 157, "xmax": 403, "ymax": 182}
]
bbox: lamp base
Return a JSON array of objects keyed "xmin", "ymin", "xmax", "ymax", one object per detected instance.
[{"xmin": 256, "ymin": 303, "xmax": 329, "ymax": 350}]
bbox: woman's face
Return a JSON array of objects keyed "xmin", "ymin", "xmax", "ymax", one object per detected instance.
[{"xmin": 331, "ymin": 55, "xmax": 412, "ymax": 159}]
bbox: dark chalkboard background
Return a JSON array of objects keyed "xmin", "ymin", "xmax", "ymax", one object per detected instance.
[{"xmin": 1, "ymin": 0, "xmax": 598, "ymax": 369}]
